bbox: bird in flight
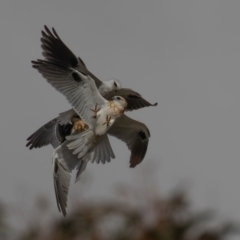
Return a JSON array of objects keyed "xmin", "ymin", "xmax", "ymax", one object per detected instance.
[
  {"xmin": 27, "ymin": 26, "xmax": 156, "ymax": 216},
  {"xmin": 32, "ymin": 59, "xmax": 127, "ymax": 215},
  {"xmin": 30, "ymin": 25, "xmax": 156, "ymax": 166},
  {"xmin": 32, "ymin": 59, "xmax": 128, "ymax": 154}
]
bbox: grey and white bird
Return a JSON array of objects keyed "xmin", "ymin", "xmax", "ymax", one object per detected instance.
[
  {"xmin": 32, "ymin": 59, "xmax": 128, "ymax": 155},
  {"xmin": 27, "ymin": 26, "xmax": 156, "ymax": 216},
  {"xmin": 31, "ymin": 25, "xmax": 156, "ymax": 164},
  {"xmin": 26, "ymin": 114, "xmax": 150, "ymax": 216}
]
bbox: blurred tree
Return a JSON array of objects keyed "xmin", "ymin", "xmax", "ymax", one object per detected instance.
[
  {"xmin": 12, "ymin": 185, "xmax": 239, "ymax": 240},
  {"xmin": 0, "ymin": 202, "xmax": 10, "ymax": 240},
  {"xmin": 1, "ymin": 178, "xmax": 239, "ymax": 240}
]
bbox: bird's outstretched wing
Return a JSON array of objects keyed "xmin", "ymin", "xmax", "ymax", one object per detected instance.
[
  {"xmin": 26, "ymin": 119, "xmax": 57, "ymax": 149},
  {"xmin": 104, "ymin": 88, "xmax": 157, "ymax": 111},
  {"xmin": 41, "ymin": 26, "xmax": 158, "ymax": 110},
  {"xmin": 52, "ymin": 139, "xmax": 86, "ymax": 216},
  {"xmin": 26, "ymin": 118, "xmax": 73, "ymax": 149},
  {"xmin": 32, "ymin": 60, "xmax": 106, "ymax": 127},
  {"xmin": 108, "ymin": 114, "xmax": 150, "ymax": 167},
  {"xmin": 41, "ymin": 26, "xmax": 119, "ymax": 97},
  {"xmin": 41, "ymin": 25, "xmax": 102, "ymax": 87},
  {"xmin": 53, "ymin": 150, "xmax": 71, "ymax": 217}
]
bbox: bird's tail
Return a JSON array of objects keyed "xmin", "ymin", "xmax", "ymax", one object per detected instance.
[
  {"xmin": 66, "ymin": 129, "xmax": 95, "ymax": 158},
  {"xmin": 74, "ymin": 134, "xmax": 115, "ymax": 182},
  {"xmin": 84, "ymin": 133, "xmax": 115, "ymax": 163}
]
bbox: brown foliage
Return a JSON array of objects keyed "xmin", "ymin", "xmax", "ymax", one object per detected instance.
[{"xmin": 8, "ymin": 187, "xmax": 239, "ymax": 240}]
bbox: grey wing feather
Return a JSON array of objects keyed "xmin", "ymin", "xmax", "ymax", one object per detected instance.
[
  {"xmin": 32, "ymin": 60, "xmax": 106, "ymax": 127},
  {"xmin": 54, "ymin": 141, "xmax": 81, "ymax": 171},
  {"xmin": 58, "ymin": 109, "xmax": 76, "ymax": 125},
  {"xmin": 53, "ymin": 140, "xmax": 84, "ymax": 216},
  {"xmin": 104, "ymin": 88, "xmax": 157, "ymax": 111},
  {"xmin": 41, "ymin": 25, "xmax": 102, "ymax": 88},
  {"xmin": 53, "ymin": 151, "xmax": 71, "ymax": 216},
  {"xmin": 75, "ymin": 161, "xmax": 88, "ymax": 183},
  {"xmin": 26, "ymin": 118, "xmax": 58, "ymax": 149},
  {"xmin": 108, "ymin": 114, "xmax": 150, "ymax": 168},
  {"xmin": 26, "ymin": 118, "xmax": 73, "ymax": 149}
]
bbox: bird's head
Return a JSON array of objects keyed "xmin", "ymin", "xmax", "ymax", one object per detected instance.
[
  {"xmin": 112, "ymin": 79, "xmax": 122, "ymax": 92},
  {"xmin": 105, "ymin": 79, "xmax": 122, "ymax": 92},
  {"xmin": 112, "ymin": 96, "xmax": 128, "ymax": 109},
  {"xmin": 99, "ymin": 79, "xmax": 122, "ymax": 96}
]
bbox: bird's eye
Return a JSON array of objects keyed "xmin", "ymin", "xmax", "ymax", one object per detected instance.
[{"xmin": 116, "ymin": 97, "xmax": 121, "ymax": 100}]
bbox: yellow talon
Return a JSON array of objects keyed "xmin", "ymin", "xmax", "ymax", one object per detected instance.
[
  {"xmin": 71, "ymin": 117, "xmax": 89, "ymax": 132},
  {"xmin": 90, "ymin": 104, "xmax": 101, "ymax": 118},
  {"xmin": 102, "ymin": 115, "xmax": 112, "ymax": 127}
]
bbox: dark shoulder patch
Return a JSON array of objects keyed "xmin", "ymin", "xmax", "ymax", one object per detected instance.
[
  {"xmin": 54, "ymin": 161, "xmax": 59, "ymax": 174},
  {"xmin": 70, "ymin": 57, "xmax": 78, "ymax": 67},
  {"xmin": 72, "ymin": 72, "xmax": 82, "ymax": 82},
  {"xmin": 128, "ymin": 94, "xmax": 141, "ymax": 99},
  {"xmin": 58, "ymin": 123, "xmax": 72, "ymax": 143},
  {"xmin": 138, "ymin": 130, "xmax": 147, "ymax": 140}
]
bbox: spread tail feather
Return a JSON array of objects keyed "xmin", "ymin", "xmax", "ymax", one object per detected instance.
[
  {"xmin": 66, "ymin": 129, "xmax": 94, "ymax": 158},
  {"xmin": 74, "ymin": 134, "xmax": 115, "ymax": 182},
  {"xmin": 92, "ymin": 134, "xmax": 115, "ymax": 163}
]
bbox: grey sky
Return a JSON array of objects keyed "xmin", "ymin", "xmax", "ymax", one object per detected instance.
[{"xmin": 1, "ymin": 0, "xmax": 240, "ymax": 235}]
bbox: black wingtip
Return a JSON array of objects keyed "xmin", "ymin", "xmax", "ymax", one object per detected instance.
[
  {"xmin": 152, "ymin": 102, "xmax": 158, "ymax": 106},
  {"xmin": 44, "ymin": 25, "xmax": 50, "ymax": 33},
  {"xmin": 25, "ymin": 142, "xmax": 31, "ymax": 149},
  {"xmin": 62, "ymin": 210, "xmax": 67, "ymax": 217},
  {"xmin": 25, "ymin": 141, "xmax": 34, "ymax": 150}
]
